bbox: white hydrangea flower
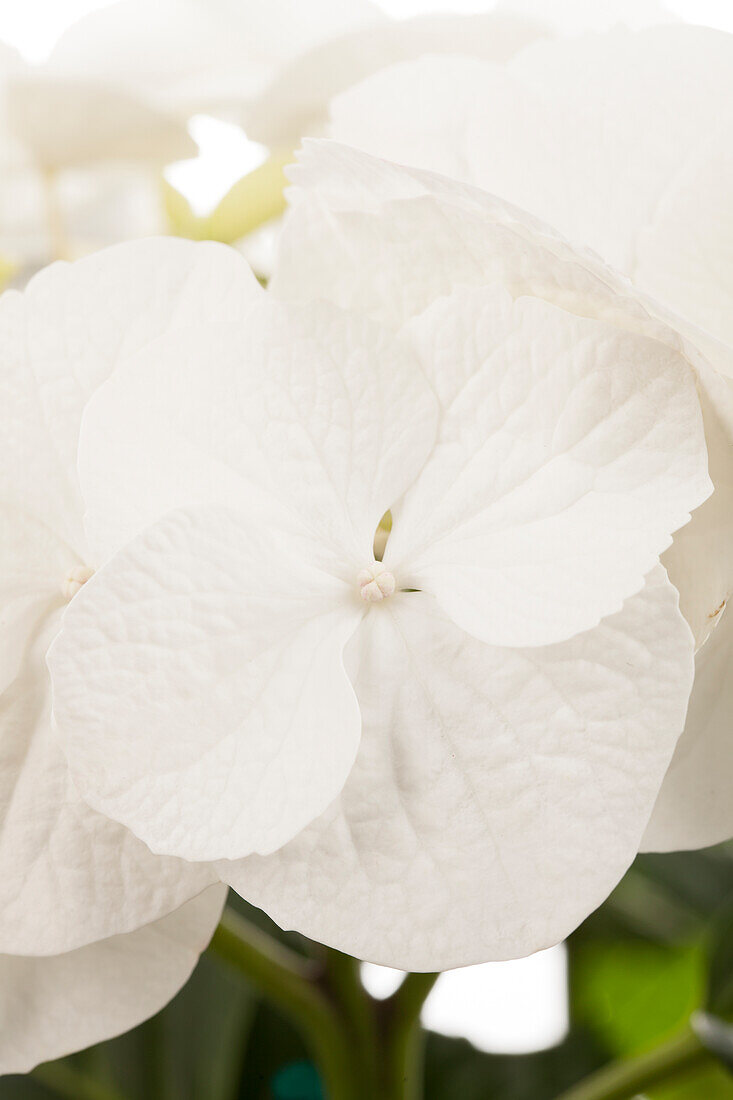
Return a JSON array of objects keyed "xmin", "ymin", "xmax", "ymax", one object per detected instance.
[
  {"xmin": 48, "ymin": 143, "xmax": 715, "ymax": 969},
  {"xmin": 325, "ymin": 25, "xmax": 733, "ymax": 854},
  {"xmin": 0, "ymin": 238, "xmax": 268, "ymax": 1071}
]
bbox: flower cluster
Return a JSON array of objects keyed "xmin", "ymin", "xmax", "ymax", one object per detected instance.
[{"xmin": 1, "ymin": 10, "xmax": 732, "ymax": 1078}]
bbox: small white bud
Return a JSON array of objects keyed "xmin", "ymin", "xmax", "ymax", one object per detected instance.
[
  {"xmin": 357, "ymin": 562, "xmax": 396, "ymax": 603},
  {"xmin": 62, "ymin": 564, "xmax": 94, "ymax": 601}
]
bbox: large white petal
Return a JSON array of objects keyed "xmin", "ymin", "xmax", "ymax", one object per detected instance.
[
  {"xmin": 0, "ymin": 508, "xmax": 75, "ymax": 695},
  {"xmin": 79, "ymin": 301, "xmax": 436, "ymax": 569},
  {"xmin": 0, "ymin": 884, "xmax": 226, "ymax": 1075},
  {"xmin": 662, "ymin": 367, "xmax": 733, "ymax": 648},
  {"xmin": 643, "ymin": 604, "xmax": 733, "ymax": 852},
  {"xmin": 384, "ymin": 286, "xmax": 709, "ymax": 646},
  {"xmin": 223, "ymin": 569, "xmax": 693, "ymax": 970},
  {"xmin": 0, "ymin": 237, "xmax": 261, "ymax": 556},
  {"xmin": 0, "ymin": 611, "xmax": 216, "ymax": 956},
  {"xmin": 635, "ymin": 131, "xmax": 733, "ymax": 350},
  {"xmin": 49, "ymin": 507, "xmax": 363, "ymax": 862},
  {"xmin": 328, "ymin": 55, "xmax": 533, "ymax": 186},
  {"xmin": 6, "ymin": 75, "xmax": 194, "ymax": 170}
]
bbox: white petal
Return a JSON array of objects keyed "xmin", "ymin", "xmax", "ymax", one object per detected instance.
[
  {"xmin": 0, "ymin": 237, "xmax": 261, "ymax": 556},
  {"xmin": 329, "ymin": 55, "xmax": 535, "ymax": 185},
  {"xmin": 49, "ymin": 507, "xmax": 363, "ymax": 862},
  {"xmin": 0, "ymin": 611, "xmax": 217, "ymax": 955},
  {"xmin": 7, "ymin": 75, "xmax": 194, "ymax": 170},
  {"xmin": 0, "ymin": 508, "xmax": 75, "ymax": 695},
  {"xmin": 80, "ymin": 300, "xmax": 436, "ymax": 568},
  {"xmin": 384, "ymin": 286, "xmax": 710, "ymax": 646},
  {"xmin": 275, "ymin": 140, "xmax": 706, "ymax": 354},
  {"xmin": 223, "ymin": 569, "xmax": 693, "ymax": 970},
  {"xmin": 0, "ymin": 884, "xmax": 226, "ymax": 1075},
  {"xmin": 643, "ymin": 603, "xmax": 733, "ymax": 852},
  {"xmin": 663, "ymin": 367, "xmax": 733, "ymax": 648},
  {"xmin": 508, "ymin": 26, "xmax": 733, "ymax": 271},
  {"xmin": 635, "ymin": 132, "xmax": 733, "ymax": 350}
]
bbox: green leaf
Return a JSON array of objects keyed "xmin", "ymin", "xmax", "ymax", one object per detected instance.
[{"xmin": 571, "ymin": 940, "xmax": 705, "ymax": 1056}]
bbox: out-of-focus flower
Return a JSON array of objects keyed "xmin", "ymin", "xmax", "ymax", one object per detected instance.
[
  {"xmin": 0, "ymin": 39, "xmax": 194, "ymax": 271},
  {"xmin": 52, "ymin": 0, "xmax": 544, "ymax": 256},
  {"xmin": 49, "ymin": 0, "xmax": 387, "ymax": 127},
  {"xmin": 0, "ymin": 238, "xmax": 264, "ymax": 1070},
  {"xmin": 324, "ymin": 25, "xmax": 733, "ymax": 853},
  {"xmin": 49, "ymin": 143, "xmax": 714, "ymax": 970}
]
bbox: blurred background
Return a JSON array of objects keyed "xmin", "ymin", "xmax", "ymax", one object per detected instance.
[
  {"xmin": 1, "ymin": 1, "xmax": 732, "ymax": 1097},
  {"xmin": 3, "ymin": 848, "xmax": 733, "ymax": 1099}
]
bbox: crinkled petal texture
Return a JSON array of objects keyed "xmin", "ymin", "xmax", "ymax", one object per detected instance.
[
  {"xmin": 50, "ymin": 301, "xmax": 438, "ymax": 862},
  {"xmin": 0, "ymin": 239, "xmax": 257, "ymax": 952},
  {"xmin": 0, "ymin": 884, "xmax": 226, "ymax": 1075},
  {"xmin": 0, "ymin": 614, "xmax": 215, "ymax": 955},
  {"xmin": 644, "ymin": 604, "xmax": 733, "ymax": 853},
  {"xmin": 75, "ymin": 304, "xmax": 436, "ymax": 567},
  {"xmin": 385, "ymin": 286, "xmax": 709, "ymax": 646},
  {"xmin": 223, "ymin": 570, "xmax": 693, "ymax": 970},
  {"xmin": 324, "ymin": 42, "xmax": 733, "ymax": 645},
  {"xmin": 0, "ymin": 236, "xmax": 262, "ymax": 554},
  {"xmin": 50, "ymin": 507, "xmax": 364, "ymax": 863},
  {"xmin": 274, "ymin": 140, "xmax": 732, "ymax": 853},
  {"xmin": 277, "ymin": 144, "xmax": 712, "ymax": 639}
]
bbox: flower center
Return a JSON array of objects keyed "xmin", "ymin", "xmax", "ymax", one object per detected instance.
[
  {"xmin": 61, "ymin": 564, "xmax": 94, "ymax": 601},
  {"xmin": 357, "ymin": 562, "xmax": 396, "ymax": 603}
]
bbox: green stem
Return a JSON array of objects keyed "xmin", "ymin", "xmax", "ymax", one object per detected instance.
[
  {"xmin": 381, "ymin": 973, "xmax": 440, "ymax": 1100},
  {"xmin": 211, "ymin": 908, "xmax": 439, "ymax": 1100},
  {"xmin": 322, "ymin": 949, "xmax": 380, "ymax": 1095},
  {"xmin": 33, "ymin": 1061, "xmax": 127, "ymax": 1100},
  {"xmin": 209, "ymin": 909, "xmax": 360, "ymax": 1100},
  {"xmin": 557, "ymin": 1027, "xmax": 711, "ymax": 1100}
]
